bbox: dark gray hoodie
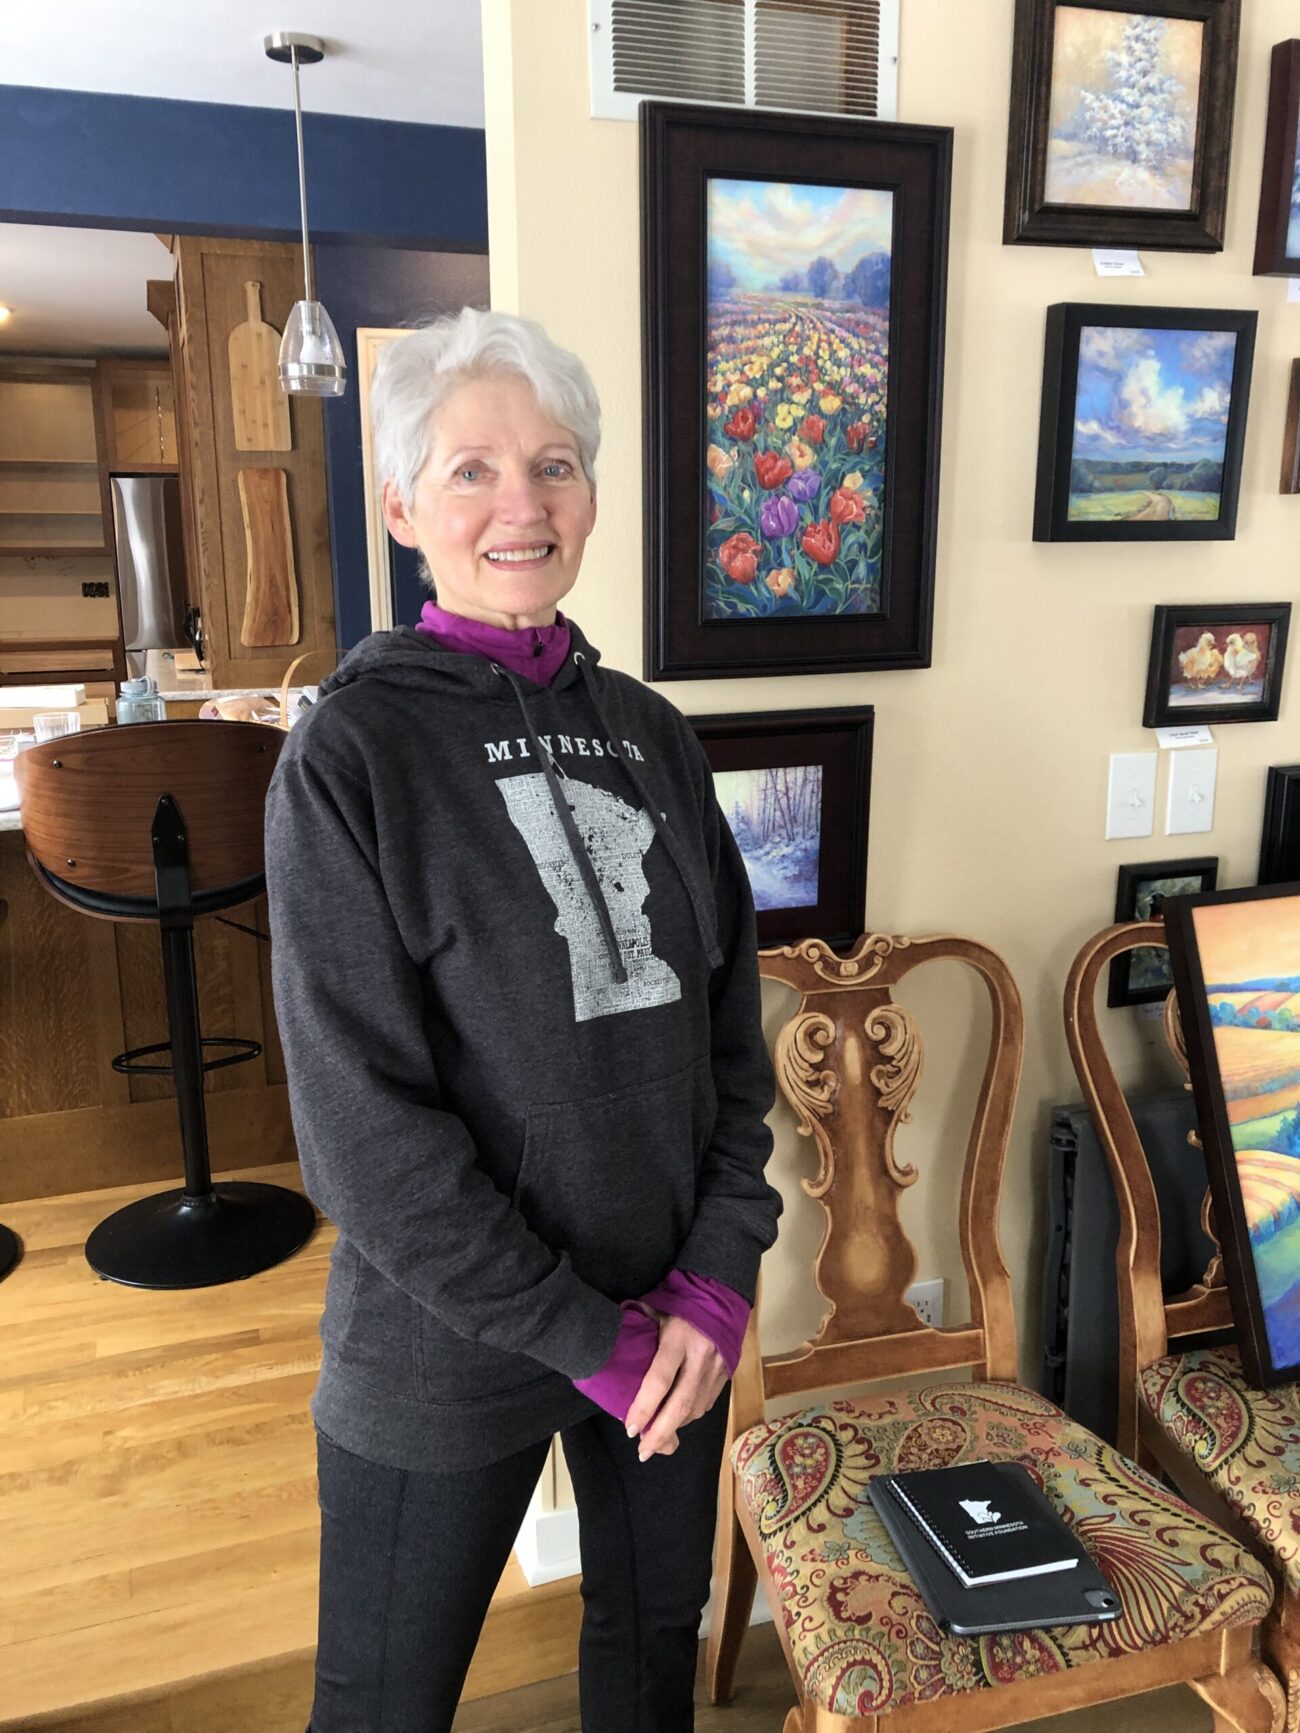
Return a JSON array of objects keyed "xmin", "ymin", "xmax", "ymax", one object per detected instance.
[{"xmin": 264, "ymin": 622, "xmax": 780, "ymax": 1470}]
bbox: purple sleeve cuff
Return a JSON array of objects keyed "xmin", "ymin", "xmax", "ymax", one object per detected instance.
[
  {"xmin": 573, "ymin": 1301, "xmax": 660, "ymax": 1422},
  {"xmin": 637, "ymin": 1269, "xmax": 751, "ymax": 1376}
]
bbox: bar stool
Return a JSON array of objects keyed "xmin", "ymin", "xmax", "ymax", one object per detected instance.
[
  {"xmin": 0, "ymin": 1221, "xmax": 17, "ymax": 1280},
  {"xmin": 14, "ymin": 719, "xmax": 316, "ymax": 1288}
]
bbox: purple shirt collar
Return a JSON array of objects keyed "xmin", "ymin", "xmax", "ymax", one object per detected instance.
[{"xmin": 413, "ymin": 600, "xmax": 572, "ymax": 687}]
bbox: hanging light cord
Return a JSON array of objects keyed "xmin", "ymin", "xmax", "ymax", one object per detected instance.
[{"xmin": 291, "ymin": 45, "xmax": 314, "ymax": 306}]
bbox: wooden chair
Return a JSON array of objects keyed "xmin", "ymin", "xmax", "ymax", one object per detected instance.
[
  {"xmin": 1067, "ymin": 920, "xmax": 1300, "ymax": 1729},
  {"xmin": 707, "ymin": 933, "xmax": 1281, "ymax": 1732}
]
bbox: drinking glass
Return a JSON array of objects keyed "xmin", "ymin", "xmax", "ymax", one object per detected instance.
[{"xmin": 32, "ymin": 712, "xmax": 82, "ymax": 743}]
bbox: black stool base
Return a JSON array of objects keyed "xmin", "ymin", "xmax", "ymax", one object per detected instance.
[
  {"xmin": 85, "ymin": 1183, "xmax": 317, "ymax": 1289},
  {"xmin": 0, "ymin": 1221, "xmax": 19, "ymax": 1281}
]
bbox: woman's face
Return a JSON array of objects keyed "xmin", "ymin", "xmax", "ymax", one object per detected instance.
[{"xmin": 382, "ymin": 372, "xmax": 597, "ymax": 629}]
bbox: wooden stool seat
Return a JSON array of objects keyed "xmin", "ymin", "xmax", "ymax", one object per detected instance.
[{"xmin": 14, "ymin": 720, "xmax": 316, "ymax": 1288}]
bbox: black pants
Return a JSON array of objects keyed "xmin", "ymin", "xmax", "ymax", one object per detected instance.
[{"xmin": 308, "ymin": 1394, "xmax": 731, "ymax": 1732}]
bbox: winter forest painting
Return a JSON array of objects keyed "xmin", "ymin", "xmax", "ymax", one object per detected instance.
[
  {"xmin": 714, "ymin": 764, "xmax": 823, "ymax": 911},
  {"xmin": 1290, "ymin": 129, "xmax": 1300, "ymax": 259},
  {"xmin": 1192, "ymin": 895, "xmax": 1300, "ymax": 1369},
  {"xmin": 1045, "ymin": 7, "xmax": 1204, "ymax": 211},
  {"xmin": 704, "ymin": 177, "xmax": 892, "ymax": 622},
  {"xmin": 1069, "ymin": 324, "xmax": 1238, "ymax": 522}
]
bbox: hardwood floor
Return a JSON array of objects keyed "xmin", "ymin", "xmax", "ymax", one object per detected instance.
[
  {"xmin": 452, "ymin": 1623, "xmax": 1212, "ymax": 1733},
  {"xmin": 0, "ymin": 1163, "xmax": 580, "ymax": 1732},
  {"xmin": 0, "ymin": 1164, "xmax": 1220, "ymax": 1732}
]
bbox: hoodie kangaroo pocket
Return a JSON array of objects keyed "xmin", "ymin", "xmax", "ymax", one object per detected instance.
[{"xmin": 512, "ymin": 1054, "xmax": 716, "ymax": 1298}]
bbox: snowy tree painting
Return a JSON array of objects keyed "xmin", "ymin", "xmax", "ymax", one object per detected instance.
[
  {"xmin": 713, "ymin": 764, "xmax": 822, "ymax": 911},
  {"xmin": 1044, "ymin": 7, "xmax": 1204, "ymax": 210},
  {"xmin": 1289, "ymin": 137, "xmax": 1300, "ymax": 260}
]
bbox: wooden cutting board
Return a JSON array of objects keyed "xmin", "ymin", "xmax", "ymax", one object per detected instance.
[
  {"xmin": 228, "ymin": 281, "xmax": 292, "ymax": 452},
  {"xmin": 238, "ymin": 468, "xmax": 300, "ymax": 647}
]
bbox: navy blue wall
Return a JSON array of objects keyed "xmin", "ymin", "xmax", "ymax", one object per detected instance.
[
  {"xmin": 2, "ymin": 83, "xmax": 488, "ymax": 644},
  {"xmin": 0, "ymin": 85, "xmax": 486, "ymax": 248},
  {"xmin": 315, "ymin": 244, "xmax": 490, "ymax": 648}
]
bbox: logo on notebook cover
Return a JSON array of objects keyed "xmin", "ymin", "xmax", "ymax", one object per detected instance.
[{"xmin": 959, "ymin": 1499, "xmax": 1001, "ymax": 1525}]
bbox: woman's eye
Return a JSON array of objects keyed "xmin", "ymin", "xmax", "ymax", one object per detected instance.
[
  {"xmin": 541, "ymin": 462, "xmax": 572, "ymax": 479},
  {"xmin": 456, "ymin": 466, "xmax": 482, "ymax": 482}
]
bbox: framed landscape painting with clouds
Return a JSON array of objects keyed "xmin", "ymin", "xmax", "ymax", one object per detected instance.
[
  {"xmin": 1167, "ymin": 884, "xmax": 1300, "ymax": 1385},
  {"xmin": 642, "ymin": 103, "xmax": 951, "ymax": 681},
  {"xmin": 1034, "ymin": 304, "xmax": 1256, "ymax": 542},
  {"xmin": 1005, "ymin": 0, "xmax": 1241, "ymax": 251}
]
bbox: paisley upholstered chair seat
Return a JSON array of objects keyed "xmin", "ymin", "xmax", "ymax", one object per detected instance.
[
  {"xmin": 1142, "ymin": 1344, "xmax": 1300, "ymax": 1594},
  {"xmin": 732, "ymin": 1381, "xmax": 1272, "ymax": 1719}
]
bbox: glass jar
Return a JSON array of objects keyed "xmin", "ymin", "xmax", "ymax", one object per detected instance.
[{"xmin": 117, "ymin": 676, "xmax": 167, "ymax": 726}]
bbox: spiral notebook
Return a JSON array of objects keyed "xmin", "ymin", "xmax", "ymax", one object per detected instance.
[{"xmin": 868, "ymin": 1463, "xmax": 1122, "ymax": 1637}]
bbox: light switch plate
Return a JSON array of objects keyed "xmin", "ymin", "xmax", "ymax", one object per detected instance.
[
  {"xmin": 1106, "ymin": 752, "xmax": 1157, "ymax": 839},
  {"xmin": 1167, "ymin": 746, "xmax": 1217, "ymax": 834}
]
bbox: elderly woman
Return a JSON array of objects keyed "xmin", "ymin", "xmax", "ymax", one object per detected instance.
[{"xmin": 265, "ymin": 307, "xmax": 781, "ymax": 1733}]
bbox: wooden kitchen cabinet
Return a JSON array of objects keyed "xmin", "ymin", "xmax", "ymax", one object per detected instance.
[
  {"xmin": 97, "ymin": 357, "xmax": 179, "ymax": 470},
  {"xmin": 171, "ymin": 236, "xmax": 337, "ymax": 690}
]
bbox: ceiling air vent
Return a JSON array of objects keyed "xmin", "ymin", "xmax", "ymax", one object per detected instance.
[{"xmin": 588, "ymin": 0, "xmax": 899, "ymax": 122}]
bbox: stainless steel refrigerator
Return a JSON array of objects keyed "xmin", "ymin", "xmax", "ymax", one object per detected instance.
[{"xmin": 111, "ymin": 475, "xmax": 191, "ymax": 681}]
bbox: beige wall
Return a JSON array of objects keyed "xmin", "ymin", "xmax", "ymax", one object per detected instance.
[{"xmin": 481, "ymin": 0, "xmax": 1300, "ymax": 1383}]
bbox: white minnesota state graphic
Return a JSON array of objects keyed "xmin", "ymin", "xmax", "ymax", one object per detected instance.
[{"xmin": 497, "ymin": 774, "xmax": 681, "ymax": 1023}]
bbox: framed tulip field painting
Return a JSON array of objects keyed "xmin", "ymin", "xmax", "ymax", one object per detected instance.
[
  {"xmin": 689, "ymin": 708, "xmax": 872, "ymax": 948},
  {"xmin": 1003, "ymin": 0, "xmax": 1241, "ymax": 252},
  {"xmin": 1034, "ymin": 304, "xmax": 1257, "ymax": 542},
  {"xmin": 1166, "ymin": 883, "xmax": 1300, "ymax": 1385},
  {"xmin": 641, "ymin": 102, "xmax": 952, "ymax": 680}
]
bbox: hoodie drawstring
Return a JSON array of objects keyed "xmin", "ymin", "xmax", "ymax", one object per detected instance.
[
  {"xmin": 574, "ymin": 653, "xmax": 724, "ymax": 971},
  {"xmin": 495, "ymin": 665, "xmax": 629, "ymax": 985}
]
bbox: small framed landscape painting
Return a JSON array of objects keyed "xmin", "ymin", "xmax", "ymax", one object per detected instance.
[
  {"xmin": 1253, "ymin": 40, "xmax": 1300, "ymax": 277},
  {"xmin": 1108, "ymin": 856, "xmax": 1218, "ymax": 1007},
  {"xmin": 1143, "ymin": 603, "xmax": 1291, "ymax": 728},
  {"xmin": 689, "ymin": 707, "xmax": 872, "ymax": 949},
  {"xmin": 1005, "ymin": 0, "xmax": 1241, "ymax": 251},
  {"xmin": 1283, "ymin": 360, "xmax": 1300, "ymax": 495},
  {"xmin": 1034, "ymin": 305, "xmax": 1257, "ymax": 542},
  {"xmin": 641, "ymin": 102, "xmax": 951, "ymax": 681},
  {"xmin": 1165, "ymin": 883, "xmax": 1300, "ymax": 1385},
  {"xmin": 1260, "ymin": 767, "xmax": 1300, "ymax": 886}
]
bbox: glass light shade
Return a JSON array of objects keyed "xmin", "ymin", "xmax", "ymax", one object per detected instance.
[{"xmin": 278, "ymin": 300, "xmax": 347, "ymax": 397}]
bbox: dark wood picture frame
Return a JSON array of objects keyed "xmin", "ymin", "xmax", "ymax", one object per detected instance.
[
  {"xmin": 1004, "ymin": 0, "xmax": 1241, "ymax": 251},
  {"xmin": 1166, "ymin": 881, "xmax": 1300, "ymax": 1386},
  {"xmin": 1034, "ymin": 304, "xmax": 1257, "ymax": 543},
  {"xmin": 641, "ymin": 102, "xmax": 951, "ymax": 681},
  {"xmin": 1283, "ymin": 360, "xmax": 1300, "ymax": 495},
  {"xmin": 1143, "ymin": 603, "xmax": 1291, "ymax": 727},
  {"xmin": 1260, "ymin": 766, "xmax": 1300, "ymax": 885},
  {"xmin": 689, "ymin": 706, "xmax": 872, "ymax": 948},
  {"xmin": 1108, "ymin": 855, "xmax": 1218, "ymax": 1005},
  {"xmin": 1253, "ymin": 40, "xmax": 1300, "ymax": 276}
]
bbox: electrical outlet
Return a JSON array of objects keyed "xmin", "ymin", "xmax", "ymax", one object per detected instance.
[{"xmin": 905, "ymin": 1278, "xmax": 944, "ymax": 1328}]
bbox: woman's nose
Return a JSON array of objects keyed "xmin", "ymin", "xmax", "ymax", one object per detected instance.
[{"xmin": 494, "ymin": 473, "xmax": 547, "ymax": 522}]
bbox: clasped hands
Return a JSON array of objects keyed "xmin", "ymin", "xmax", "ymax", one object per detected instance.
[{"xmin": 624, "ymin": 1304, "xmax": 729, "ymax": 1463}]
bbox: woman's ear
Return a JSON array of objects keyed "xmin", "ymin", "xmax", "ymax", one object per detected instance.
[{"xmin": 382, "ymin": 479, "xmax": 420, "ymax": 549}]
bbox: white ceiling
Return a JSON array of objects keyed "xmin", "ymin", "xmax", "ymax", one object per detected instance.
[
  {"xmin": 4, "ymin": 0, "xmax": 486, "ymax": 128},
  {"xmin": 0, "ymin": 225, "xmax": 173, "ymax": 354}
]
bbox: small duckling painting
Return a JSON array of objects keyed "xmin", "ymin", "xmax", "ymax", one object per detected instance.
[{"xmin": 1144, "ymin": 603, "xmax": 1292, "ymax": 727}]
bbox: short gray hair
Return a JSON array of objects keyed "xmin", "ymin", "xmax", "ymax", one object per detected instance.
[{"xmin": 370, "ymin": 307, "xmax": 602, "ymax": 505}]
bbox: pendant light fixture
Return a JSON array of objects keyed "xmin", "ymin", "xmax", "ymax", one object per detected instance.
[{"xmin": 264, "ymin": 30, "xmax": 347, "ymax": 397}]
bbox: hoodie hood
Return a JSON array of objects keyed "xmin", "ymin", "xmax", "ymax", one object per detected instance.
[
  {"xmin": 319, "ymin": 621, "xmax": 603, "ymax": 701},
  {"xmin": 317, "ymin": 616, "xmax": 721, "ymax": 977}
]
